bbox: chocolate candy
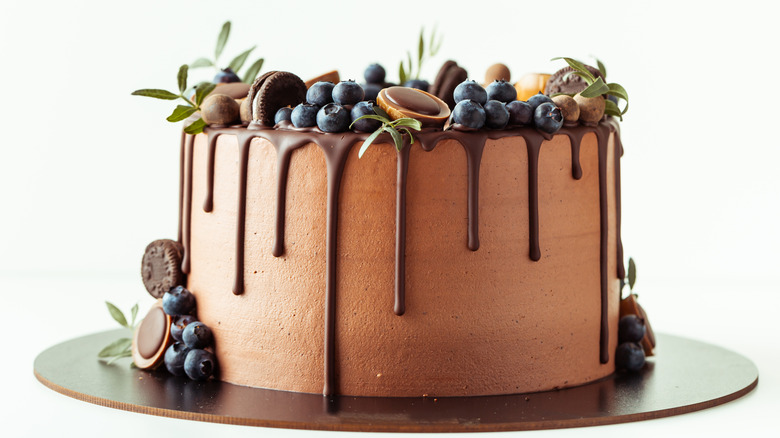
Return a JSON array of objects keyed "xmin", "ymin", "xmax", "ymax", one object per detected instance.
[
  {"xmin": 248, "ymin": 71, "xmax": 307, "ymax": 126},
  {"xmin": 377, "ymin": 86, "xmax": 450, "ymax": 128},
  {"xmin": 132, "ymin": 300, "xmax": 172, "ymax": 370},
  {"xmin": 545, "ymin": 64, "xmax": 604, "ymax": 96},
  {"xmin": 141, "ymin": 239, "xmax": 184, "ymax": 299},
  {"xmin": 429, "ymin": 60, "xmax": 468, "ymax": 110}
]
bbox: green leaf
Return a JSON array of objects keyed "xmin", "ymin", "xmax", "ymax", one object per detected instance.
[
  {"xmin": 242, "ymin": 57, "xmax": 264, "ymax": 83},
  {"xmin": 563, "ymin": 71, "xmax": 593, "ymax": 83},
  {"xmin": 177, "ymin": 64, "xmax": 188, "ymax": 94},
  {"xmin": 398, "ymin": 61, "xmax": 407, "ymax": 85},
  {"xmin": 385, "ymin": 126, "xmax": 404, "ymax": 151},
  {"xmin": 351, "ymin": 114, "xmax": 390, "ymax": 125},
  {"xmin": 167, "ymin": 105, "xmax": 197, "ymax": 122},
  {"xmin": 604, "ymin": 99, "xmax": 624, "ymax": 120},
  {"xmin": 184, "ymin": 118, "xmax": 208, "ymax": 135},
  {"xmin": 429, "ymin": 24, "xmax": 441, "ymax": 56},
  {"xmin": 407, "ymin": 52, "xmax": 414, "ymax": 80},
  {"xmin": 130, "ymin": 303, "xmax": 138, "ymax": 327},
  {"xmin": 628, "ymin": 257, "xmax": 637, "ymax": 290},
  {"xmin": 98, "ymin": 338, "xmax": 132, "ymax": 358},
  {"xmin": 228, "ymin": 46, "xmax": 255, "ymax": 73},
  {"xmin": 551, "ymin": 57, "xmax": 596, "ymax": 83},
  {"xmin": 131, "ymin": 89, "xmax": 179, "ymax": 100},
  {"xmin": 398, "ymin": 127, "xmax": 415, "ymax": 143},
  {"xmin": 579, "ymin": 77, "xmax": 609, "ymax": 98},
  {"xmin": 195, "ymin": 82, "xmax": 217, "ymax": 106},
  {"xmin": 417, "ymin": 28, "xmax": 425, "ymax": 65},
  {"xmin": 357, "ymin": 128, "xmax": 384, "ymax": 159},
  {"xmin": 391, "ymin": 118, "xmax": 422, "ymax": 131},
  {"xmin": 106, "ymin": 301, "xmax": 129, "ymax": 328},
  {"xmin": 606, "ymin": 83, "xmax": 628, "ymax": 102},
  {"xmin": 104, "ymin": 350, "xmax": 132, "ymax": 365},
  {"xmin": 595, "ymin": 58, "xmax": 607, "ymax": 80},
  {"xmin": 215, "ymin": 21, "xmax": 231, "ymax": 60},
  {"xmin": 190, "ymin": 57, "xmax": 214, "ymax": 69},
  {"xmin": 374, "ymin": 105, "xmax": 391, "ymax": 120}
]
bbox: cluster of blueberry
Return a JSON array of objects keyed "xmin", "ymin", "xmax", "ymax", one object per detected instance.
[
  {"xmin": 274, "ymin": 80, "xmax": 381, "ymax": 134},
  {"xmin": 451, "ymin": 80, "xmax": 563, "ymax": 133},
  {"xmin": 615, "ymin": 315, "xmax": 648, "ymax": 372},
  {"xmin": 161, "ymin": 286, "xmax": 217, "ymax": 380}
]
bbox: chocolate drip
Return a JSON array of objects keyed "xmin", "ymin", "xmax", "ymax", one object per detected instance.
[
  {"xmin": 203, "ymin": 133, "xmax": 222, "ymax": 213},
  {"xmin": 614, "ymin": 135, "xmax": 625, "ymax": 280},
  {"xmin": 181, "ymin": 135, "xmax": 195, "ymax": 274},
  {"xmin": 272, "ymin": 147, "xmax": 293, "ymax": 257},
  {"xmin": 394, "ymin": 145, "xmax": 410, "ymax": 316},
  {"xmin": 232, "ymin": 134, "xmax": 254, "ymax": 295},
  {"xmin": 524, "ymin": 133, "xmax": 544, "ymax": 262},
  {"xmin": 595, "ymin": 124, "xmax": 611, "ymax": 364},
  {"xmin": 564, "ymin": 130, "xmax": 585, "ymax": 180},
  {"xmin": 464, "ymin": 141, "xmax": 485, "ymax": 251}
]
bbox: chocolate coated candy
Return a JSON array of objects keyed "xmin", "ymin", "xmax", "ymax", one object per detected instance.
[{"xmin": 141, "ymin": 239, "xmax": 184, "ymax": 299}]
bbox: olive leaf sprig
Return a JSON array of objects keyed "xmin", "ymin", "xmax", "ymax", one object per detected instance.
[
  {"xmin": 621, "ymin": 256, "xmax": 638, "ymax": 298},
  {"xmin": 131, "ymin": 65, "xmax": 215, "ymax": 134},
  {"xmin": 189, "ymin": 21, "xmax": 265, "ymax": 84},
  {"xmin": 550, "ymin": 57, "xmax": 629, "ymax": 120},
  {"xmin": 98, "ymin": 302, "xmax": 139, "ymax": 365},
  {"xmin": 399, "ymin": 26, "xmax": 443, "ymax": 84},
  {"xmin": 351, "ymin": 106, "xmax": 422, "ymax": 158}
]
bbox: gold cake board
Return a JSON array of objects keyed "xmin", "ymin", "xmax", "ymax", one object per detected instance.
[{"xmin": 34, "ymin": 330, "xmax": 757, "ymax": 433}]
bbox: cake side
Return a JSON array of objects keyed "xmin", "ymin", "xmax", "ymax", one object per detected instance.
[{"xmin": 185, "ymin": 126, "xmax": 621, "ymax": 397}]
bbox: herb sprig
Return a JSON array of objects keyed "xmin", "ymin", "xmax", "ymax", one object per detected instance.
[
  {"xmin": 98, "ymin": 302, "xmax": 139, "ymax": 365},
  {"xmin": 189, "ymin": 21, "xmax": 265, "ymax": 84},
  {"xmin": 131, "ymin": 65, "xmax": 215, "ymax": 134},
  {"xmin": 351, "ymin": 106, "xmax": 422, "ymax": 158},
  {"xmin": 550, "ymin": 57, "xmax": 629, "ymax": 120},
  {"xmin": 399, "ymin": 26, "xmax": 443, "ymax": 84}
]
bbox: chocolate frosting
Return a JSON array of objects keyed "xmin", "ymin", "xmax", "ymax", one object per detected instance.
[{"xmin": 177, "ymin": 119, "xmax": 625, "ymax": 395}]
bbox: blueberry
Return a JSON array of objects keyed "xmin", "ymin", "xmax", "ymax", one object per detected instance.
[
  {"xmin": 317, "ymin": 103, "xmax": 351, "ymax": 133},
  {"xmin": 485, "ymin": 80, "xmax": 517, "ymax": 103},
  {"xmin": 171, "ymin": 315, "xmax": 197, "ymax": 343},
  {"xmin": 527, "ymin": 92, "xmax": 554, "ymax": 113},
  {"xmin": 364, "ymin": 63, "xmax": 386, "ymax": 84},
  {"xmin": 291, "ymin": 103, "xmax": 319, "ymax": 128},
  {"xmin": 306, "ymin": 81, "xmax": 335, "ymax": 106},
  {"xmin": 403, "ymin": 79, "xmax": 430, "ymax": 92},
  {"xmin": 615, "ymin": 342, "xmax": 646, "ymax": 372},
  {"xmin": 274, "ymin": 107, "xmax": 293, "ymax": 125},
  {"xmin": 213, "ymin": 68, "xmax": 240, "ymax": 84},
  {"xmin": 618, "ymin": 315, "xmax": 647, "ymax": 343},
  {"xmin": 164, "ymin": 342, "xmax": 191, "ymax": 376},
  {"xmin": 453, "ymin": 80, "xmax": 488, "ymax": 106},
  {"xmin": 534, "ymin": 102, "xmax": 564, "ymax": 134},
  {"xmin": 182, "ymin": 321, "xmax": 213, "ymax": 349},
  {"xmin": 362, "ymin": 83, "xmax": 382, "ymax": 102},
  {"xmin": 350, "ymin": 101, "xmax": 381, "ymax": 133},
  {"xmin": 452, "ymin": 100, "xmax": 486, "ymax": 129},
  {"xmin": 184, "ymin": 349, "xmax": 217, "ymax": 381},
  {"xmin": 483, "ymin": 100, "xmax": 510, "ymax": 129},
  {"xmin": 162, "ymin": 286, "xmax": 196, "ymax": 316},
  {"xmin": 332, "ymin": 80, "xmax": 365, "ymax": 105},
  {"xmin": 506, "ymin": 100, "xmax": 533, "ymax": 126}
]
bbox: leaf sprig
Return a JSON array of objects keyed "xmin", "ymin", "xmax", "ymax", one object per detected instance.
[
  {"xmin": 131, "ymin": 64, "xmax": 215, "ymax": 134},
  {"xmin": 189, "ymin": 21, "xmax": 265, "ymax": 84},
  {"xmin": 350, "ymin": 106, "xmax": 422, "ymax": 158},
  {"xmin": 399, "ymin": 26, "xmax": 443, "ymax": 84},
  {"xmin": 98, "ymin": 302, "xmax": 139, "ymax": 365},
  {"xmin": 550, "ymin": 57, "xmax": 629, "ymax": 120}
]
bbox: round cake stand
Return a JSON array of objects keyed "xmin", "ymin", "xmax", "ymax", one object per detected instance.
[{"xmin": 34, "ymin": 330, "xmax": 757, "ymax": 433}]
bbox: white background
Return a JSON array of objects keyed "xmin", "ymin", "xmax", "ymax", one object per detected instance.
[{"xmin": 1, "ymin": 0, "xmax": 779, "ymax": 437}]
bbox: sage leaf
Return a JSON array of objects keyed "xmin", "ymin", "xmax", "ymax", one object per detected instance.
[
  {"xmin": 167, "ymin": 105, "xmax": 197, "ymax": 122},
  {"xmin": 184, "ymin": 118, "xmax": 208, "ymax": 135},
  {"xmin": 385, "ymin": 126, "xmax": 403, "ymax": 151},
  {"xmin": 374, "ymin": 105, "xmax": 390, "ymax": 120},
  {"xmin": 190, "ymin": 57, "xmax": 213, "ymax": 69},
  {"xmin": 398, "ymin": 127, "xmax": 415, "ymax": 143},
  {"xmin": 243, "ymin": 57, "xmax": 264, "ymax": 83},
  {"xmin": 216, "ymin": 21, "xmax": 231, "ymax": 60},
  {"xmin": 580, "ymin": 77, "xmax": 609, "ymax": 98},
  {"xmin": 604, "ymin": 99, "xmax": 623, "ymax": 120},
  {"xmin": 552, "ymin": 57, "xmax": 595, "ymax": 83},
  {"xmin": 595, "ymin": 58, "xmax": 607, "ymax": 79},
  {"xmin": 407, "ymin": 52, "xmax": 413, "ymax": 80},
  {"xmin": 130, "ymin": 303, "xmax": 138, "ymax": 327},
  {"xmin": 628, "ymin": 257, "xmax": 637, "ymax": 290},
  {"xmin": 131, "ymin": 89, "xmax": 179, "ymax": 100},
  {"xmin": 228, "ymin": 46, "xmax": 255, "ymax": 73},
  {"xmin": 106, "ymin": 301, "xmax": 128, "ymax": 328},
  {"xmin": 398, "ymin": 61, "xmax": 407, "ymax": 85},
  {"xmin": 417, "ymin": 28, "xmax": 424, "ymax": 65},
  {"xmin": 357, "ymin": 129, "xmax": 384, "ymax": 158},
  {"xmin": 195, "ymin": 82, "xmax": 216, "ymax": 106},
  {"xmin": 392, "ymin": 118, "xmax": 422, "ymax": 131},
  {"xmin": 98, "ymin": 338, "xmax": 132, "ymax": 358},
  {"xmin": 350, "ymin": 114, "xmax": 388, "ymax": 126},
  {"xmin": 105, "ymin": 350, "xmax": 133, "ymax": 365},
  {"xmin": 177, "ymin": 64, "xmax": 188, "ymax": 93},
  {"xmin": 606, "ymin": 83, "xmax": 628, "ymax": 102}
]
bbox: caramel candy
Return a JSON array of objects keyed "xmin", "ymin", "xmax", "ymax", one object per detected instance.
[
  {"xmin": 377, "ymin": 86, "xmax": 450, "ymax": 128},
  {"xmin": 305, "ymin": 70, "xmax": 340, "ymax": 89},
  {"xmin": 132, "ymin": 300, "xmax": 173, "ymax": 369}
]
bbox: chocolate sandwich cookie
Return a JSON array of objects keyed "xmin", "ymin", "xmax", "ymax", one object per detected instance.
[
  {"xmin": 305, "ymin": 70, "xmax": 340, "ymax": 89},
  {"xmin": 545, "ymin": 64, "xmax": 604, "ymax": 96},
  {"xmin": 430, "ymin": 60, "xmax": 468, "ymax": 109},
  {"xmin": 248, "ymin": 71, "xmax": 308, "ymax": 126},
  {"xmin": 141, "ymin": 239, "xmax": 184, "ymax": 299},
  {"xmin": 132, "ymin": 300, "xmax": 172, "ymax": 370}
]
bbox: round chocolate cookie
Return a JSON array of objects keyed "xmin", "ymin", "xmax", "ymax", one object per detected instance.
[
  {"xmin": 250, "ymin": 71, "xmax": 307, "ymax": 126},
  {"xmin": 430, "ymin": 60, "xmax": 468, "ymax": 109},
  {"xmin": 141, "ymin": 239, "xmax": 184, "ymax": 299},
  {"xmin": 545, "ymin": 64, "xmax": 604, "ymax": 96}
]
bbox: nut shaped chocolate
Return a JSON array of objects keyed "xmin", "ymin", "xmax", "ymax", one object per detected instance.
[
  {"xmin": 552, "ymin": 94, "xmax": 580, "ymax": 125},
  {"xmin": 574, "ymin": 94, "xmax": 605, "ymax": 124},
  {"xmin": 201, "ymin": 94, "xmax": 241, "ymax": 126},
  {"xmin": 484, "ymin": 63, "xmax": 511, "ymax": 85}
]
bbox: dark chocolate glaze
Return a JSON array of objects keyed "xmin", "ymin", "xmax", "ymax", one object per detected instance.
[
  {"xmin": 181, "ymin": 134, "xmax": 195, "ymax": 274},
  {"xmin": 179, "ymin": 119, "xmax": 624, "ymax": 394}
]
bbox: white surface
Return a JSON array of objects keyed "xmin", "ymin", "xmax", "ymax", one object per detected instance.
[{"xmin": 1, "ymin": 0, "xmax": 779, "ymax": 437}]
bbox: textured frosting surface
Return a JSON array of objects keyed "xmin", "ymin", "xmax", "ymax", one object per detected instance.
[{"xmin": 183, "ymin": 126, "xmax": 621, "ymax": 397}]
